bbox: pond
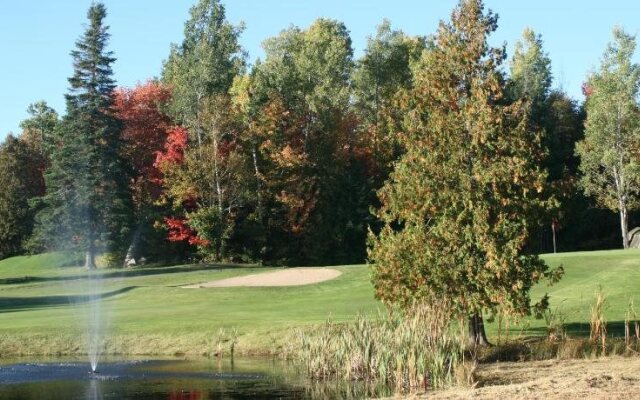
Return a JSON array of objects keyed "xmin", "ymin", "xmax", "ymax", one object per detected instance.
[{"xmin": 0, "ymin": 357, "xmax": 377, "ymax": 399}]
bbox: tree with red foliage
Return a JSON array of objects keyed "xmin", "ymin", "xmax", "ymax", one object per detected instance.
[
  {"xmin": 155, "ymin": 126, "xmax": 188, "ymax": 168},
  {"xmin": 113, "ymin": 81, "xmax": 178, "ymax": 265},
  {"xmin": 115, "ymin": 82, "xmax": 172, "ymax": 198},
  {"xmin": 164, "ymin": 217, "xmax": 210, "ymax": 247},
  {"xmin": 156, "ymin": 127, "xmax": 211, "ymax": 250},
  {"xmin": 156, "ymin": 94, "xmax": 255, "ymax": 261}
]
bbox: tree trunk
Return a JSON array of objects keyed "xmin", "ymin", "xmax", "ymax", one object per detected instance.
[
  {"xmin": 620, "ymin": 204, "xmax": 629, "ymax": 249},
  {"xmin": 123, "ymin": 223, "xmax": 143, "ymax": 267},
  {"xmin": 213, "ymin": 136, "xmax": 223, "ymax": 213},
  {"xmin": 468, "ymin": 313, "xmax": 491, "ymax": 347},
  {"xmin": 85, "ymin": 240, "xmax": 96, "ymax": 270},
  {"xmin": 252, "ymin": 145, "xmax": 263, "ymax": 218}
]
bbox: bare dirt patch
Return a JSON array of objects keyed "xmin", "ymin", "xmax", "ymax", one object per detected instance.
[
  {"xmin": 182, "ymin": 267, "xmax": 342, "ymax": 288},
  {"xmin": 428, "ymin": 356, "xmax": 640, "ymax": 400}
]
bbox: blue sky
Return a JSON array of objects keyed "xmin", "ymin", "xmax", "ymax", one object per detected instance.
[{"xmin": 1, "ymin": 0, "xmax": 639, "ymax": 140}]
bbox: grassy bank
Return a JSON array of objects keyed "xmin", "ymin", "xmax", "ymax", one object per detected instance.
[{"xmin": 1, "ymin": 249, "xmax": 640, "ymax": 356}]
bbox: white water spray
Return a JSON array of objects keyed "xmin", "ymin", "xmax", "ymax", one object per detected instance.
[{"xmin": 86, "ymin": 271, "xmax": 104, "ymax": 373}]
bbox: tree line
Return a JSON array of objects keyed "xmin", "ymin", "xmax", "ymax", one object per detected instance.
[{"xmin": 0, "ymin": 0, "xmax": 637, "ymax": 272}]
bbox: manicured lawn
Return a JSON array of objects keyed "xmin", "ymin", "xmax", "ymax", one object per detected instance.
[
  {"xmin": 0, "ymin": 253, "xmax": 379, "ymax": 355},
  {"xmin": 0, "ymin": 249, "xmax": 639, "ymax": 355},
  {"xmin": 528, "ymin": 249, "xmax": 640, "ymax": 336}
]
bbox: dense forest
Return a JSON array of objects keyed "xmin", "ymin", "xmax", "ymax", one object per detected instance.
[{"xmin": 0, "ymin": 0, "xmax": 637, "ymax": 267}]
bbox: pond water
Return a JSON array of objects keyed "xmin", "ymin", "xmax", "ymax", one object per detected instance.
[{"xmin": 0, "ymin": 357, "xmax": 375, "ymax": 399}]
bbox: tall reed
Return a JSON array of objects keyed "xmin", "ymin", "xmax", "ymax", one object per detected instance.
[
  {"xmin": 299, "ymin": 301, "xmax": 466, "ymax": 395},
  {"xmin": 589, "ymin": 287, "xmax": 607, "ymax": 351},
  {"xmin": 624, "ymin": 298, "xmax": 640, "ymax": 347}
]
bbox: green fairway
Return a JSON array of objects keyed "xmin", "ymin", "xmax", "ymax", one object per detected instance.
[
  {"xmin": 0, "ymin": 253, "xmax": 379, "ymax": 355},
  {"xmin": 0, "ymin": 249, "xmax": 639, "ymax": 356},
  {"xmin": 529, "ymin": 249, "xmax": 640, "ymax": 336}
]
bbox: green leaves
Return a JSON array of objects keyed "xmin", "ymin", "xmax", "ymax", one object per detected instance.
[
  {"xmin": 162, "ymin": 0, "xmax": 245, "ymax": 132},
  {"xmin": 577, "ymin": 27, "xmax": 640, "ymax": 247},
  {"xmin": 370, "ymin": 0, "xmax": 558, "ymax": 320},
  {"xmin": 0, "ymin": 136, "xmax": 45, "ymax": 259}
]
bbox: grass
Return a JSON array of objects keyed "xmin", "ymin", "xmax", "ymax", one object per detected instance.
[
  {"xmin": 523, "ymin": 249, "xmax": 640, "ymax": 337},
  {"xmin": 1, "ymin": 249, "xmax": 640, "ymax": 356},
  {"xmin": 0, "ymin": 253, "xmax": 379, "ymax": 356}
]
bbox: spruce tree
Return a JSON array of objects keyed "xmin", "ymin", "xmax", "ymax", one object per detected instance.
[
  {"xmin": 32, "ymin": 3, "xmax": 131, "ymax": 268},
  {"xmin": 369, "ymin": 0, "xmax": 561, "ymax": 345}
]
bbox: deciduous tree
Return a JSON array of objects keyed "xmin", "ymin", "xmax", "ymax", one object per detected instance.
[
  {"xmin": 577, "ymin": 28, "xmax": 640, "ymax": 249},
  {"xmin": 19, "ymin": 101, "xmax": 59, "ymax": 161},
  {"xmin": 0, "ymin": 135, "xmax": 45, "ymax": 259},
  {"xmin": 250, "ymin": 19, "xmax": 370, "ymax": 264},
  {"xmin": 114, "ymin": 81, "xmax": 174, "ymax": 265},
  {"xmin": 162, "ymin": 0, "xmax": 245, "ymax": 147},
  {"xmin": 353, "ymin": 20, "xmax": 424, "ymax": 179}
]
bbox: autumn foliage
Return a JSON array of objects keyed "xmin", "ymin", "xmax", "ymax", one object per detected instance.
[
  {"xmin": 114, "ymin": 81, "xmax": 173, "ymax": 200},
  {"xmin": 164, "ymin": 217, "xmax": 210, "ymax": 247}
]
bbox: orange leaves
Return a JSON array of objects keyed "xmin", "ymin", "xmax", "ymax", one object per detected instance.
[
  {"xmin": 277, "ymin": 144, "xmax": 305, "ymax": 168},
  {"xmin": 276, "ymin": 188, "xmax": 318, "ymax": 234}
]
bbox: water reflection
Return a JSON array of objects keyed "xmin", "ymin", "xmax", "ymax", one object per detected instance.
[
  {"xmin": 168, "ymin": 390, "xmax": 204, "ymax": 400},
  {"xmin": 86, "ymin": 379, "xmax": 103, "ymax": 400},
  {"xmin": 0, "ymin": 358, "xmax": 379, "ymax": 400}
]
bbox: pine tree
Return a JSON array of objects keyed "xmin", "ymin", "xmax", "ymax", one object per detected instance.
[
  {"xmin": 32, "ymin": 3, "xmax": 132, "ymax": 268},
  {"xmin": 369, "ymin": 0, "xmax": 561, "ymax": 346}
]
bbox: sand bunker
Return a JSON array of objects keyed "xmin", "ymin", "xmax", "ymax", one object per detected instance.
[{"xmin": 183, "ymin": 267, "xmax": 342, "ymax": 288}]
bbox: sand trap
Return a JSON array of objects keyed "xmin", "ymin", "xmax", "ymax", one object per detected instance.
[{"xmin": 183, "ymin": 267, "xmax": 342, "ymax": 288}]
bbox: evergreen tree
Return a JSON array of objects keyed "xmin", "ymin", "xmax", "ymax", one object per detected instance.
[
  {"xmin": 577, "ymin": 28, "xmax": 640, "ymax": 249},
  {"xmin": 32, "ymin": 3, "xmax": 132, "ymax": 268},
  {"xmin": 369, "ymin": 0, "xmax": 561, "ymax": 345}
]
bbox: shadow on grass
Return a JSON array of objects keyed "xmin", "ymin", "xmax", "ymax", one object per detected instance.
[
  {"xmin": 0, "ymin": 286, "xmax": 138, "ymax": 313},
  {"xmin": 524, "ymin": 321, "xmax": 629, "ymax": 338},
  {"xmin": 0, "ymin": 264, "xmax": 263, "ymax": 286}
]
